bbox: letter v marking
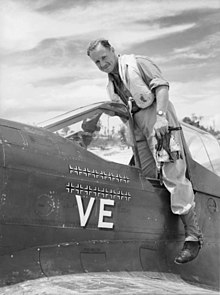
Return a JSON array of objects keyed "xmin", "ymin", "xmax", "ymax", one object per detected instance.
[{"xmin": 75, "ymin": 195, "xmax": 95, "ymax": 227}]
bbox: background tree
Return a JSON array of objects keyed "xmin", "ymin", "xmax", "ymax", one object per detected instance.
[{"xmin": 183, "ymin": 114, "xmax": 220, "ymax": 138}]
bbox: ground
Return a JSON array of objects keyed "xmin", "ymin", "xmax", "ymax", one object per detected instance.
[{"xmin": 0, "ymin": 272, "xmax": 218, "ymax": 295}]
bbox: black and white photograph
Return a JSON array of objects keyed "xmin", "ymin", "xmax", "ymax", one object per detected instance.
[{"xmin": 0, "ymin": 1, "xmax": 219, "ymax": 294}]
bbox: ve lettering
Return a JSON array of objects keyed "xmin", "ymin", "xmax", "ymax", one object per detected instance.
[{"xmin": 75, "ymin": 195, "xmax": 115, "ymax": 229}]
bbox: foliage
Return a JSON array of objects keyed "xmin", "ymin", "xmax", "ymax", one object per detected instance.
[
  {"xmin": 183, "ymin": 114, "xmax": 220, "ymax": 138},
  {"xmin": 118, "ymin": 125, "xmax": 127, "ymax": 145}
]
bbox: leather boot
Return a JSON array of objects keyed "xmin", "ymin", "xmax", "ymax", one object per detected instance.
[
  {"xmin": 174, "ymin": 207, "xmax": 203, "ymax": 264},
  {"xmin": 174, "ymin": 241, "xmax": 202, "ymax": 264}
]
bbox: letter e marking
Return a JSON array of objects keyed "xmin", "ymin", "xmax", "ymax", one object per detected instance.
[{"xmin": 98, "ymin": 199, "xmax": 114, "ymax": 229}]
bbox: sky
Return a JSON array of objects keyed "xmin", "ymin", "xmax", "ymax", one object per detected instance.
[{"xmin": 0, "ymin": 0, "xmax": 220, "ymax": 129}]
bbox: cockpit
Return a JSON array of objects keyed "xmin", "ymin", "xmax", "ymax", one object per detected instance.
[{"xmin": 39, "ymin": 102, "xmax": 220, "ymax": 178}]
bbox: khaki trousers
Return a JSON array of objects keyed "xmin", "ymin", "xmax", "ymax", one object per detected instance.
[{"xmin": 133, "ymin": 101, "xmax": 195, "ymax": 215}]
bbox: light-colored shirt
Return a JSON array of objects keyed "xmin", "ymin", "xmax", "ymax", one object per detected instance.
[{"xmin": 135, "ymin": 55, "xmax": 169, "ymax": 92}]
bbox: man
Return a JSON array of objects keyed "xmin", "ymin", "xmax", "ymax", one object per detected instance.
[{"xmin": 87, "ymin": 38, "xmax": 203, "ymax": 264}]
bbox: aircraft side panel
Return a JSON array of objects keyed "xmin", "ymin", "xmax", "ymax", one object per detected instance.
[
  {"xmin": 178, "ymin": 191, "xmax": 220, "ymax": 288},
  {"xmin": 187, "ymin": 158, "xmax": 220, "ymax": 198},
  {"xmin": 0, "ymin": 124, "xmax": 171, "ymax": 251},
  {"xmin": 0, "ymin": 121, "xmax": 219, "ymax": 289},
  {"xmin": 0, "ymin": 130, "xmax": 4, "ymax": 192},
  {"xmin": 0, "ymin": 155, "xmax": 172, "ymax": 252}
]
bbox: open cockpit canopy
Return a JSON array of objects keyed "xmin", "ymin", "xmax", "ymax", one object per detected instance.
[
  {"xmin": 39, "ymin": 101, "xmax": 220, "ymax": 178},
  {"xmin": 182, "ymin": 122, "xmax": 220, "ymax": 177}
]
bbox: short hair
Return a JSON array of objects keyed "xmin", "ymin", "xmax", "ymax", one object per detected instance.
[{"xmin": 87, "ymin": 38, "xmax": 112, "ymax": 56}]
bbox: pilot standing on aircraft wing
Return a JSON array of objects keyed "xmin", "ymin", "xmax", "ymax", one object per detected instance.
[{"xmin": 87, "ymin": 38, "xmax": 203, "ymax": 264}]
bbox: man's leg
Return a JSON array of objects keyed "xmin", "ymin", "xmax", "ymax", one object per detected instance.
[
  {"xmin": 135, "ymin": 132, "xmax": 157, "ymax": 178},
  {"xmin": 134, "ymin": 102, "xmax": 203, "ymax": 263},
  {"xmin": 174, "ymin": 206, "xmax": 203, "ymax": 264},
  {"xmin": 163, "ymin": 102, "xmax": 203, "ymax": 263},
  {"xmin": 162, "ymin": 158, "xmax": 203, "ymax": 264},
  {"xmin": 133, "ymin": 104, "xmax": 157, "ymax": 178}
]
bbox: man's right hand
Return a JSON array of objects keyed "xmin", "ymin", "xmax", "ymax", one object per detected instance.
[{"xmin": 154, "ymin": 115, "xmax": 169, "ymax": 140}]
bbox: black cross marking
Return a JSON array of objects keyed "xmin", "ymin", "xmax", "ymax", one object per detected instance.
[
  {"xmin": 68, "ymin": 165, "xmax": 130, "ymax": 183},
  {"xmin": 104, "ymin": 188, "xmax": 113, "ymax": 196},
  {"xmin": 83, "ymin": 167, "xmax": 92, "ymax": 177},
  {"xmin": 92, "ymin": 186, "xmax": 99, "ymax": 196},
  {"xmin": 69, "ymin": 165, "xmax": 82, "ymax": 175},
  {"xmin": 122, "ymin": 176, "xmax": 130, "ymax": 183},
  {"xmin": 106, "ymin": 173, "xmax": 113, "ymax": 181},
  {"xmin": 125, "ymin": 191, "xmax": 131, "ymax": 198},
  {"xmin": 66, "ymin": 182, "xmax": 75, "ymax": 193},
  {"xmin": 115, "ymin": 190, "xmax": 124, "ymax": 200},
  {"xmin": 97, "ymin": 187, "xmax": 105, "ymax": 197},
  {"xmin": 66, "ymin": 183, "xmax": 131, "ymax": 201},
  {"xmin": 75, "ymin": 184, "xmax": 84, "ymax": 195},
  {"xmin": 83, "ymin": 185, "xmax": 94, "ymax": 196},
  {"xmin": 90, "ymin": 169, "xmax": 100, "ymax": 178},
  {"xmin": 99, "ymin": 171, "xmax": 107, "ymax": 179},
  {"xmin": 69, "ymin": 165, "xmax": 75, "ymax": 174}
]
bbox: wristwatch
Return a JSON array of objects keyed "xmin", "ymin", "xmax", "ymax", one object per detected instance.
[{"xmin": 157, "ymin": 110, "xmax": 166, "ymax": 117}]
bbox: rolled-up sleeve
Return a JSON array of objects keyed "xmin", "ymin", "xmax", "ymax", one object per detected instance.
[{"xmin": 136, "ymin": 56, "xmax": 169, "ymax": 91}]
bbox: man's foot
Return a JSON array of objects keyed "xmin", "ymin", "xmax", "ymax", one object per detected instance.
[{"xmin": 174, "ymin": 241, "xmax": 201, "ymax": 264}]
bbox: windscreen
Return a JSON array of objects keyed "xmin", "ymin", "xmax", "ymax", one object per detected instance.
[{"xmin": 182, "ymin": 123, "xmax": 220, "ymax": 177}]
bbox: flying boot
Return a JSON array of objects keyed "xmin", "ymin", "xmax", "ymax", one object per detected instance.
[{"xmin": 174, "ymin": 206, "xmax": 203, "ymax": 264}]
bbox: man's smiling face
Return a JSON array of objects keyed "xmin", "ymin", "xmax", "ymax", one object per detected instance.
[{"xmin": 89, "ymin": 43, "xmax": 118, "ymax": 74}]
